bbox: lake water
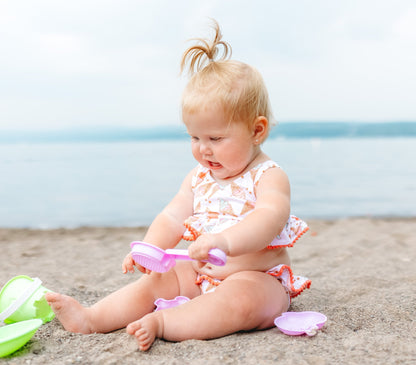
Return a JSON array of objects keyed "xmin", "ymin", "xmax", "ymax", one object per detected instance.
[{"xmin": 1, "ymin": 135, "xmax": 415, "ymax": 228}]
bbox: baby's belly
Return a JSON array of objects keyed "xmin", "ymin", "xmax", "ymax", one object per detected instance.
[{"xmin": 193, "ymin": 247, "xmax": 290, "ymax": 280}]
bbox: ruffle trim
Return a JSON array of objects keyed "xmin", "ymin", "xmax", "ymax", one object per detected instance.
[
  {"xmin": 195, "ymin": 274, "xmax": 221, "ymax": 287},
  {"xmin": 183, "ymin": 222, "xmax": 200, "ymax": 241},
  {"xmin": 195, "ymin": 265, "xmax": 311, "ymax": 299},
  {"xmin": 267, "ymin": 224, "xmax": 309, "ymax": 249},
  {"xmin": 183, "ymin": 215, "xmax": 309, "ymax": 249},
  {"xmin": 267, "ymin": 264, "xmax": 311, "ymax": 298}
]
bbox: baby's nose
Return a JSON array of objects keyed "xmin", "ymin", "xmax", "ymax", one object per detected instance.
[{"xmin": 200, "ymin": 143, "xmax": 212, "ymax": 155}]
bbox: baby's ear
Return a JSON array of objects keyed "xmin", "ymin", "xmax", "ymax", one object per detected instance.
[{"xmin": 252, "ymin": 116, "xmax": 269, "ymax": 144}]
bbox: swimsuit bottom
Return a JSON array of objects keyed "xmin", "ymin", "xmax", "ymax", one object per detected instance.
[{"xmin": 195, "ymin": 264, "xmax": 311, "ymax": 299}]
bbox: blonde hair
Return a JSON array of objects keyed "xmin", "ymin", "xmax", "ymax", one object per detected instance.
[{"xmin": 180, "ymin": 20, "xmax": 274, "ymax": 134}]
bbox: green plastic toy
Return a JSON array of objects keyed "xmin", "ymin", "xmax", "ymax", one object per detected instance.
[{"xmin": 0, "ymin": 319, "xmax": 43, "ymax": 357}]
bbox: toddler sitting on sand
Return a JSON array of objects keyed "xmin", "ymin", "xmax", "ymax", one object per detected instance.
[{"xmin": 46, "ymin": 20, "xmax": 310, "ymax": 351}]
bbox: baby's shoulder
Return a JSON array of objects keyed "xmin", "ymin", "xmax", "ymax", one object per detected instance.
[
  {"xmin": 251, "ymin": 159, "xmax": 282, "ymax": 183},
  {"xmin": 254, "ymin": 161, "xmax": 290, "ymax": 194}
]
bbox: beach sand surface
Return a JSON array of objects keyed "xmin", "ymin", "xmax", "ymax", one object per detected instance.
[{"xmin": 1, "ymin": 218, "xmax": 415, "ymax": 364}]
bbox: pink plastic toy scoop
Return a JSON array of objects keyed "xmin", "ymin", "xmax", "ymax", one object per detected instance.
[
  {"xmin": 274, "ymin": 311, "xmax": 327, "ymax": 336},
  {"xmin": 154, "ymin": 296, "xmax": 190, "ymax": 311},
  {"xmin": 130, "ymin": 241, "xmax": 227, "ymax": 273}
]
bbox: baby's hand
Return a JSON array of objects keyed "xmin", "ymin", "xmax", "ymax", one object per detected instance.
[
  {"xmin": 122, "ymin": 253, "xmax": 151, "ymax": 274},
  {"xmin": 189, "ymin": 233, "xmax": 229, "ymax": 261}
]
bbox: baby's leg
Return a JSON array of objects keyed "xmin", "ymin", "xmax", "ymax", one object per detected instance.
[
  {"xmin": 127, "ymin": 271, "xmax": 288, "ymax": 350},
  {"xmin": 45, "ymin": 262, "xmax": 199, "ymax": 334}
]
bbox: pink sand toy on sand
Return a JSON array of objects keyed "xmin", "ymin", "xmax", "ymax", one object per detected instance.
[
  {"xmin": 274, "ymin": 311, "xmax": 327, "ymax": 336},
  {"xmin": 154, "ymin": 296, "xmax": 190, "ymax": 311},
  {"xmin": 130, "ymin": 241, "xmax": 227, "ymax": 273}
]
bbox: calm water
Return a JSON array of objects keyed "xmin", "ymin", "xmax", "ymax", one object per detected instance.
[{"xmin": 0, "ymin": 137, "xmax": 415, "ymax": 228}]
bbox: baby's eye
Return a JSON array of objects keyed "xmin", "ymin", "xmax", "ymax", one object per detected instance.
[
  {"xmin": 191, "ymin": 136, "xmax": 199, "ymax": 141},
  {"xmin": 210, "ymin": 137, "xmax": 223, "ymax": 142}
]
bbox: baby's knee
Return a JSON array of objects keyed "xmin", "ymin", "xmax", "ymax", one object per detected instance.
[
  {"xmin": 220, "ymin": 272, "xmax": 287, "ymax": 325},
  {"xmin": 218, "ymin": 278, "xmax": 263, "ymax": 319}
]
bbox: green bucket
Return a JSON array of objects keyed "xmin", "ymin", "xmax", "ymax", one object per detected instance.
[
  {"xmin": 0, "ymin": 319, "xmax": 43, "ymax": 357},
  {"xmin": 0, "ymin": 276, "xmax": 55, "ymax": 324}
]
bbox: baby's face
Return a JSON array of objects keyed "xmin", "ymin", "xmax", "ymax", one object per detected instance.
[{"xmin": 183, "ymin": 105, "xmax": 258, "ymax": 182}]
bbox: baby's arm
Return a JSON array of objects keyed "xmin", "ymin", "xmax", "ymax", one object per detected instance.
[
  {"xmin": 122, "ymin": 168, "xmax": 195, "ymax": 274},
  {"xmin": 189, "ymin": 167, "xmax": 290, "ymax": 260},
  {"xmin": 141, "ymin": 168, "xmax": 195, "ymax": 249}
]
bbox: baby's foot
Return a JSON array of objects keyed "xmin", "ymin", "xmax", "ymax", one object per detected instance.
[
  {"xmin": 126, "ymin": 313, "xmax": 163, "ymax": 351},
  {"xmin": 45, "ymin": 292, "xmax": 93, "ymax": 334}
]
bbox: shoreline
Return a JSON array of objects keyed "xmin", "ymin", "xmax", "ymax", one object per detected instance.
[
  {"xmin": 1, "ymin": 217, "xmax": 415, "ymax": 364},
  {"xmin": 1, "ymin": 214, "xmax": 415, "ymax": 231}
]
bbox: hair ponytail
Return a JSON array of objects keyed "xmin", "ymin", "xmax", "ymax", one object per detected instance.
[
  {"xmin": 181, "ymin": 20, "xmax": 274, "ymax": 134},
  {"xmin": 180, "ymin": 20, "xmax": 232, "ymax": 75}
]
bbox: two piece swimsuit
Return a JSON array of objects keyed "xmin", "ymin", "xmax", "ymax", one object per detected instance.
[{"xmin": 182, "ymin": 160, "xmax": 311, "ymax": 299}]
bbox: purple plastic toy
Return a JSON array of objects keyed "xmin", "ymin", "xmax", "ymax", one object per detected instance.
[
  {"xmin": 130, "ymin": 241, "xmax": 227, "ymax": 273},
  {"xmin": 274, "ymin": 311, "xmax": 327, "ymax": 336},
  {"xmin": 154, "ymin": 296, "xmax": 190, "ymax": 311}
]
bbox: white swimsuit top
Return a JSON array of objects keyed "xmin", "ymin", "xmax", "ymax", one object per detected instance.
[{"xmin": 183, "ymin": 160, "xmax": 308, "ymax": 248}]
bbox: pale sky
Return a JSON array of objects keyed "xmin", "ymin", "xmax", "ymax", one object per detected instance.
[{"xmin": 1, "ymin": 0, "xmax": 415, "ymax": 131}]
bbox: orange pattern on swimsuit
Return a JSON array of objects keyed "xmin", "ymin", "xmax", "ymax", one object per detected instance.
[
  {"xmin": 185, "ymin": 161, "xmax": 311, "ymax": 298},
  {"xmin": 182, "ymin": 161, "xmax": 308, "ymax": 249},
  {"xmin": 195, "ymin": 265, "xmax": 311, "ymax": 298}
]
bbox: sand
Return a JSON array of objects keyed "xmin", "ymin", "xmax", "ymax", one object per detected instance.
[{"xmin": 1, "ymin": 217, "xmax": 415, "ymax": 364}]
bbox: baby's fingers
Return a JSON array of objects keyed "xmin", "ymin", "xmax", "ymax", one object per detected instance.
[
  {"xmin": 122, "ymin": 255, "xmax": 136, "ymax": 274},
  {"xmin": 122, "ymin": 253, "xmax": 153, "ymax": 274},
  {"xmin": 122, "ymin": 262, "xmax": 133, "ymax": 274},
  {"xmin": 134, "ymin": 263, "xmax": 146, "ymax": 274},
  {"xmin": 132, "ymin": 262, "xmax": 153, "ymax": 275}
]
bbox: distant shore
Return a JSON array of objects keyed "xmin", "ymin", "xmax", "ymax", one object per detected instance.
[
  {"xmin": 1, "ymin": 217, "xmax": 415, "ymax": 364},
  {"xmin": 1, "ymin": 121, "xmax": 416, "ymax": 144}
]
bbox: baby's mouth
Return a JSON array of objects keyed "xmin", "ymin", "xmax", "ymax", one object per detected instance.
[{"xmin": 208, "ymin": 161, "xmax": 222, "ymax": 169}]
